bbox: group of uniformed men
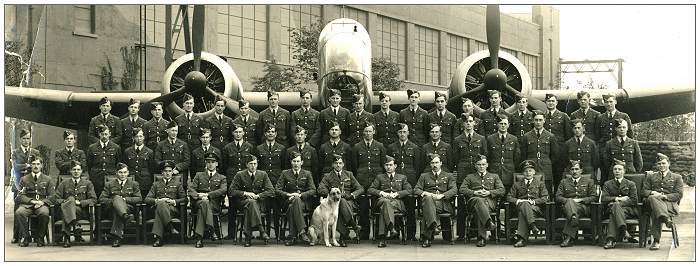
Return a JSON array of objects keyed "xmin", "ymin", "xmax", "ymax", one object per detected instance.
[{"xmin": 10, "ymin": 88, "xmax": 683, "ymax": 251}]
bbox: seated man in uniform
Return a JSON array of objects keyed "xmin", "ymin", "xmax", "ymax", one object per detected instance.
[
  {"xmin": 229, "ymin": 155, "xmax": 275, "ymax": 247},
  {"xmin": 188, "ymin": 152, "xmax": 227, "ymax": 248},
  {"xmin": 15, "ymin": 156, "xmax": 55, "ymax": 247},
  {"xmin": 459, "ymin": 155, "xmax": 505, "ymax": 247},
  {"xmin": 99, "ymin": 162, "xmax": 142, "ymax": 247},
  {"xmin": 275, "ymin": 151, "xmax": 316, "ymax": 246},
  {"xmin": 602, "ymin": 159, "xmax": 639, "ymax": 249},
  {"xmin": 53, "ymin": 160, "xmax": 97, "ymax": 247},
  {"xmin": 145, "ymin": 160, "xmax": 187, "ymax": 247},
  {"xmin": 414, "ymin": 154, "xmax": 457, "ymax": 248},
  {"xmin": 368, "ymin": 155, "xmax": 412, "ymax": 248},
  {"xmin": 555, "ymin": 160, "xmax": 597, "ymax": 247},
  {"xmin": 642, "ymin": 153, "xmax": 684, "ymax": 250},
  {"xmin": 317, "ymin": 154, "xmax": 363, "ymax": 247},
  {"xmin": 507, "ymin": 160, "xmax": 549, "ymax": 248}
]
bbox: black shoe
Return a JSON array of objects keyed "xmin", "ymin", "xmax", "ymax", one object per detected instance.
[
  {"xmin": 11, "ymin": 238, "xmax": 19, "ymax": 244},
  {"xmin": 299, "ymin": 232, "xmax": 310, "ymax": 243},
  {"xmin": 649, "ymin": 241, "xmax": 660, "ymax": 250},
  {"xmin": 513, "ymin": 239, "xmax": 526, "ymax": 248},
  {"xmin": 112, "ymin": 238, "xmax": 121, "ymax": 247},
  {"xmin": 152, "ymin": 237, "xmax": 163, "ymax": 247},
  {"xmin": 530, "ymin": 224, "xmax": 540, "ymax": 235},
  {"xmin": 603, "ymin": 239, "xmax": 616, "ymax": 249},
  {"xmin": 19, "ymin": 238, "xmax": 29, "ymax": 247},
  {"xmin": 664, "ymin": 219, "xmax": 674, "ymax": 229},
  {"xmin": 560, "ymin": 236, "xmax": 573, "ymax": 247},
  {"xmin": 223, "ymin": 234, "xmax": 234, "ymax": 240},
  {"xmin": 260, "ymin": 231, "xmax": 270, "ymax": 241},
  {"xmin": 36, "ymin": 238, "xmax": 45, "ymax": 247},
  {"xmin": 339, "ymin": 239, "xmax": 347, "ymax": 247},
  {"xmin": 456, "ymin": 236, "xmax": 466, "ymax": 241},
  {"xmin": 476, "ymin": 238, "xmax": 486, "ymax": 247},
  {"xmin": 378, "ymin": 240, "xmax": 387, "ymax": 248},
  {"xmin": 421, "ymin": 239, "xmax": 431, "ymax": 248},
  {"xmin": 388, "ymin": 228, "xmax": 399, "ymax": 239},
  {"xmin": 285, "ymin": 237, "xmax": 297, "ymax": 246},
  {"xmin": 244, "ymin": 239, "xmax": 252, "ymax": 247},
  {"xmin": 63, "ymin": 235, "xmax": 71, "ymax": 248},
  {"xmin": 195, "ymin": 239, "xmax": 203, "ymax": 248}
]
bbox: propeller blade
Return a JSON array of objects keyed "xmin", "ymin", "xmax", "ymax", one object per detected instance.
[
  {"xmin": 137, "ymin": 86, "xmax": 189, "ymax": 118},
  {"xmin": 191, "ymin": 5, "xmax": 205, "ymax": 72},
  {"xmin": 203, "ymin": 86, "xmax": 240, "ymax": 114},
  {"xmin": 181, "ymin": 5, "xmax": 192, "ymax": 54},
  {"xmin": 505, "ymin": 104, "xmax": 518, "ymax": 114},
  {"xmin": 528, "ymin": 96, "xmax": 548, "ymax": 112},
  {"xmin": 447, "ymin": 84, "xmax": 485, "ymax": 115},
  {"xmin": 486, "ymin": 5, "xmax": 501, "ymax": 69}
]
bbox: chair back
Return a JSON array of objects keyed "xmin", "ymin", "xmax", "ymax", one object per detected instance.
[
  {"xmin": 513, "ymin": 173, "xmax": 543, "ymax": 183},
  {"xmin": 623, "ymin": 173, "xmax": 647, "ymax": 201},
  {"xmin": 564, "ymin": 174, "xmax": 592, "ymax": 180},
  {"xmin": 104, "ymin": 175, "xmax": 135, "ymax": 184},
  {"xmin": 153, "ymin": 174, "xmax": 183, "ymax": 183}
]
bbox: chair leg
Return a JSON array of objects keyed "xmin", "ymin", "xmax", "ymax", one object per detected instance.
[{"xmin": 671, "ymin": 222, "xmax": 679, "ymax": 248}]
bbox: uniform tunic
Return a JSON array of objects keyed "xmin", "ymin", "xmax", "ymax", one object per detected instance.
[
  {"xmin": 426, "ymin": 110, "xmax": 457, "ymax": 144},
  {"xmin": 54, "ymin": 147, "xmax": 88, "ymax": 176},
  {"xmin": 188, "ymin": 171, "xmax": 227, "ymax": 237},
  {"xmin": 346, "ymin": 110, "xmax": 375, "ymax": 146},
  {"xmin": 367, "ymin": 173, "xmax": 412, "ymax": 236},
  {"xmin": 601, "ymin": 178, "xmax": 638, "ymax": 239},
  {"xmin": 53, "ymin": 177, "xmax": 97, "ymax": 234},
  {"xmin": 87, "ymin": 141, "xmax": 122, "ymax": 195},
  {"xmin": 88, "ymin": 114, "xmax": 122, "ymax": 144},
  {"xmin": 414, "ymin": 171, "xmax": 457, "ymax": 238},
  {"xmin": 229, "ymin": 170, "xmax": 275, "ymax": 234},
  {"xmin": 507, "ymin": 177, "xmax": 549, "ymax": 239},
  {"xmin": 486, "ymin": 133, "xmax": 521, "ymax": 187},
  {"xmin": 144, "ymin": 117, "xmax": 169, "ymax": 151},
  {"xmin": 232, "ymin": 114, "xmax": 259, "ymax": 146},
  {"xmin": 256, "ymin": 107, "xmax": 292, "ymax": 146},
  {"xmin": 145, "ymin": 177, "xmax": 187, "ymax": 238},
  {"xmin": 120, "ymin": 116, "xmax": 147, "ymax": 148},
  {"xmin": 317, "ymin": 170, "xmax": 364, "ymax": 235},
  {"xmin": 174, "ymin": 112, "xmax": 204, "ymax": 148},
  {"xmin": 459, "ymin": 172, "xmax": 505, "ymax": 239},
  {"xmin": 570, "ymin": 108, "xmax": 600, "ymax": 142},
  {"xmin": 398, "ymin": 106, "xmax": 429, "ymax": 146},
  {"xmin": 373, "ymin": 109, "xmax": 400, "ymax": 146},
  {"xmin": 205, "ymin": 114, "xmax": 235, "ymax": 150},
  {"xmin": 99, "ymin": 178, "xmax": 142, "ymax": 239},
  {"xmin": 275, "ymin": 169, "xmax": 316, "ymax": 237},
  {"xmin": 555, "ymin": 176, "xmax": 597, "ymax": 237},
  {"xmin": 642, "ymin": 171, "xmax": 684, "ymax": 240},
  {"xmin": 123, "ymin": 145, "xmax": 155, "ymax": 198}
]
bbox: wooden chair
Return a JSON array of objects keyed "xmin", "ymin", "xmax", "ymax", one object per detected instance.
[
  {"xmin": 504, "ymin": 174, "xmax": 553, "ymax": 244},
  {"xmin": 597, "ymin": 173, "xmax": 648, "ymax": 248}
]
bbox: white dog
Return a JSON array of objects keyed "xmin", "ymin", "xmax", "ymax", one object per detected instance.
[{"xmin": 308, "ymin": 187, "xmax": 341, "ymax": 247}]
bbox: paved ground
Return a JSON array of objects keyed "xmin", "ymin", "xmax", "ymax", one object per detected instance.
[{"xmin": 3, "ymin": 185, "xmax": 695, "ymax": 261}]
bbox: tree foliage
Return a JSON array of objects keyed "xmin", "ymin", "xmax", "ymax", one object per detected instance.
[
  {"xmin": 4, "ymin": 40, "xmax": 41, "ymax": 87},
  {"xmin": 251, "ymin": 56, "xmax": 299, "ymax": 92},
  {"xmin": 634, "ymin": 113, "xmax": 695, "ymax": 141},
  {"xmin": 371, "ymin": 57, "xmax": 405, "ymax": 91}
]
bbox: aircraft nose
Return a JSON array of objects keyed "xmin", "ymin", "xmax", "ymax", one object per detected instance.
[{"xmin": 185, "ymin": 71, "xmax": 207, "ymax": 91}]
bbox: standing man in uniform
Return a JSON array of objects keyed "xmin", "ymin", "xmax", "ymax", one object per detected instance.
[
  {"xmin": 427, "ymin": 92, "xmax": 457, "ymax": 144},
  {"xmin": 206, "ymin": 96, "xmax": 235, "ymax": 151},
  {"xmin": 256, "ymin": 124, "xmax": 286, "ymax": 235},
  {"xmin": 174, "ymin": 93, "xmax": 203, "ymax": 149},
  {"xmin": 87, "ymin": 125, "xmax": 122, "ymax": 198},
  {"xmin": 422, "ymin": 124, "xmax": 452, "ymax": 173},
  {"xmin": 543, "ymin": 94, "xmax": 571, "ymax": 191},
  {"xmin": 642, "ymin": 153, "xmax": 685, "ymax": 250},
  {"xmin": 123, "ymin": 128, "xmax": 155, "ymax": 198},
  {"xmin": 221, "ymin": 123, "xmax": 255, "ymax": 240},
  {"xmin": 317, "ymin": 154, "xmax": 363, "ymax": 247},
  {"xmin": 597, "ymin": 94, "xmax": 634, "ymax": 182},
  {"xmin": 53, "ymin": 161, "xmax": 97, "ymax": 247},
  {"xmin": 154, "ymin": 121, "xmax": 191, "ymax": 190},
  {"xmin": 399, "ymin": 89, "xmax": 428, "ymax": 146},
  {"xmin": 190, "ymin": 128, "xmax": 222, "ymax": 176},
  {"xmin": 459, "ymin": 155, "xmax": 505, "ymax": 247},
  {"xmin": 521, "ymin": 111, "xmax": 558, "ymax": 195},
  {"xmin": 229, "ymin": 155, "xmax": 275, "ymax": 247},
  {"xmin": 508, "ymin": 160, "xmax": 549, "ymax": 248},
  {"xmin": 601, "ymin": 160, "xmax": 638, "ymax": 249},
  {"xmin": 232, "ymin": 99, "xmax": 258, "ymax": 146},
  {"xmin": 479, "ymin": 90, "xmax": 509, "ymax": 136},
  {"xmin": 454, "ymin": 98, "xmax": 484, "ymax": 137},
  {"xmin": 55, "ymin": 131, "xmax": 87, "ymax": 177},
  {"xmin": 314, "ymin": 89, "xmax": 350, "ymax": 145},
  {"xmin": 386, "ymin": 123, "xmax": 423, "ymax": 240},
  {"xmin": 88, "ymin": 96, "xmax": 122, "ymax": 144},
  {"xmin": 120, "ymin": 99, "xmax": 147, "ymax": 149},
  {"xmin": 346, "ymin": 94, "xmax": 375, "ymax": 146},
  {"xmin": 11, "ymin": 129, "xmax": 40, "ymax": 244},
  {"xmin": 563, "ymin": 119, "xmax": 599, "ymax": 182},
  {"xmin": 603, "ymin": 119, "xmax": 643, "ymax": 180},
  {"xmin": 317, "ymin": 122, "xmax": 353, "ymax": 185},
  {"xmin": 555, "ymin": 160, "xmax": 597, "ymax": 247},
  {"xmin": 452, "ymin": 114, "xmax": 488, "ymax": 240},
  {"xmin": 487, "ymin": 114, "xmax": 521, "ymax": 192},
  {"xmin": 15, "ymin": 156, "xmax": 55, "ymax": 247},
  {"xmin": 509, "ymin": 95, "xmax": 534, "ymax": 143},
  {"xmin": 570, "ymin": 91, "xmax": 600, "ymax": 142},
  {"xmin": 291, "ymin": 89, "xmax": 319, "ymax": 147},
  {"xmin": 143, "ymin": 102, "xmax": 169, "ymax": 152},
  {"xmin": 146, "ymin": 160, "xmax": 187, "ymax": 247},
  {"xmin": 414, "ymin": 154, "xmax": 457, "ymax": 247},
  {"xmin": 276, "ymin": 151, "xmax": 316, "ymax": 246},
  {"xmin": 257, "ymin": 90, "xmax": 292, "ymax": 146},
  {"xmin": 188, "ymin": 152, "xmax": 227, "ymax": 248},
  {"xmin": 352, "ymin": 122, "xmax": 385, "ymax": 240},
  {"xmin": 99, "ymin": 162, "xmax": 142, "ymax": 247},
  {"xmin": 285, "ymin": 126, "xmax": 319, "ymax": 181},
  {"xmin": 373, "ymin": 92, "xmax": 400, "ymax": 146},
  {"xmin": 368, "ymin": 156, "xmax": 412, "ymax": 248}
]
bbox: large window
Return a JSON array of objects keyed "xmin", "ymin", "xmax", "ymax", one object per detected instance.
[
  {"xmin": 280, "ymin": 5, "xmax": 321, "ymax": 64},
  {"xmin": 473, "ymin": 41, "xmax": 488, "ymax": 54},
  {"xmin": 414, "ymin": 25, "xmax": 439, "ymax": 84},
  {"xmin": 74, "ymin": 5, "xmax": 95, "ymax": 34},
  {"xmin": 502, "ymin": 47, "xmax": 517, "ymax": 57},
  {"xmin": 216, "ymin": 5, "xmax": 267, "ymax": 60},
  {"xmin": 446, "ymin": 34, "xmax": 469, "ymax": 80},
  {"xmin": 336, "ymin": 6, "xmax": 367, "ymax": 28},
  {"xmin": 142, "ymin": 5, "xmax": 192, "ymax": 48},
  {"xmin": 522, "ymin": 53, "xmax": 539, "ymax": 89},
  {"xmin": 374, "ymin": 15, "xmax": 406, "ymax": 80}
]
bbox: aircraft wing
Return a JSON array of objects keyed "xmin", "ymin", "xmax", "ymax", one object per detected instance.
[
  {"xmin": 5, "ymin": 86, "xmax": 161, "ymax": 129},
  {"xmin": 531, "ymin": 87, "xmax": 695, "ymax": 123}
]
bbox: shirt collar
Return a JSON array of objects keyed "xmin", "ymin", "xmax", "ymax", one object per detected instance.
[
  {"xmin": 572, "ymin": 176, "xmax": 581, "ymax": 183},
  {"xmin": 207, "ymin": 171, "xmax": 217, "ymax": 176},
  {"xmin": 72, "ymin": 177, "xmax": 81, "ymax": 183},
  {"xmin": 432, "ymin": 170, "xmax": 441, "ymax": 177},
  {"xmin": 135, "ymin": 144, "xmax": 144, "ymax": 150},
  {"xmin": 100, "ymin": 140, "xmax": 109, "ymax": 147}
]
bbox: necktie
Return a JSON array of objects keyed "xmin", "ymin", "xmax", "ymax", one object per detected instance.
[
  {"xmin": 526, "ymin": 180, "xmax": 530, "ymax": 187},
  {"xmin": 210, "ymin": 172, "xmax": 214, "ymax": 179},
  {"xmin": 294, "ymin": 171, "xmax": 299, "ymax": 179},
  {"xmin": 536, "ymin": 131, "xmax": 540, "ymax": 139},
  {"xmin": 334, "ymin": 108, "xmax": 338, "ymax": 116},
  {"xmin": 336, "ymin": 172, "xmax": 341, "ymax": 180},
  {"xmin": 433, "ymin": 142, "xmax": 438, "ymax": 150},
  {"xmin": 547, "ymin": 112, "xmax": 552, "ymax": 120},
  {"xmin": 501, "ymin": 135, "xmax": 505, "ymax": 143},
  {"xmin": 577, "ymin": 138, "xmax": 582, "ymax": 146},
  {"xmin": 492, "ymin": 109, "xmax": 497, "ymax": 117},
  {"xmin": 620, "ymin": 138, "xmax": 625, "ymax": 146},
  {"xmin": 67, "ymin": 149, "xmax": 72, "ymax": 157},
  {"xmin": 332, "ymin": 142, "xmax": 337, "ymax": 149},
  {"xmin": 521, "ymin": 112, "xmax": 525, "ymax": 118},
  {"xmin": 272, "ymin": 109, "xmax": 276, "ymax": 117},
  {"xmin": 269, "ymin": 143, "xmax": 273, "ymax": 152},
  {"xmin": 236, "ymin": 142, "xmax": 241, "ymax": 150},
  {"xmin": 384, "ymin": 112, "xmax": 388, "ymax": 118},
  {"xmin": 74, "ymin": 180, "xmax": 79, "ymax": 187},
  {"xmin": 120, "ymin": 181, "xmax": 125, "ymax": 189},
  {"xmin": 574, "ymin": 179, "xmax": 578, "ymax": 187},
  {"xmin": 467, "ymin": 134, "xmax": 472, "ymax": 143},
  {"xmin": 243, "ymin": 116, "xmax": 247, "ymax": 124},
  {"xmin": 438, "ymin": 111, "xmax": 443, "ymax": 121},
  {"xmin": 131, "ymin": 118, "xmax": 136, "ymax": 125},
  {"xmin": 34, "ymin": 174, "xmax": 38, "ymax": 183},
  {"xmin": 400, "ymin": 142, "xmax": 404, "ymax": 149},
  {"xmin": 136, "ymin": 146, "xmax": 141, "ymax": 153},
  {"xmin": 187, "ymin": 113, "xmax": 191, "ymax": 121},
  {"xmin": 102, "ymin": 143, "xmax": 106, "ymax": 150},
  {"xmin": 609, "ymin": 113, "xmax": 613, "ymax": 119},
  {"xmin": 411, "ymin": 108, "xmax": 416, "ymax": 116}
]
